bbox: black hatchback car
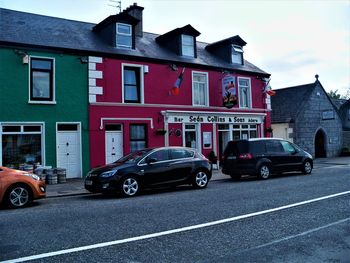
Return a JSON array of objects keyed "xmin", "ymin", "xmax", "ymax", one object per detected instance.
[
  {"xmin": 85, "ymin": 147, "xmax": 212, "ymax": 197},
  {"xmin": 221, "ymin": 138, "xmax": 313, "ymax": 180}
]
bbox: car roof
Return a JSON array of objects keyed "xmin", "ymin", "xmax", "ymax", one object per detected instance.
[{"xmin": 248, "ymin": 137, "xmax": 284, "ymax": 142}]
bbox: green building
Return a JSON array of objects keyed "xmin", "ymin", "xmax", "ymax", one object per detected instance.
[{"xmin": 0, "ymin": 47, "xmax": 90, "ymax": 178}]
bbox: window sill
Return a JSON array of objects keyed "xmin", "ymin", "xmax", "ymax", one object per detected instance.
[{"xmin": 28, "ymin": 100, "xmax": 57, "ymax": 105}]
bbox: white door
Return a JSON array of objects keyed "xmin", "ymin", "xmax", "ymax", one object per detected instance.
[
  {"xmin": 105, "ymin": 132, "xmax": 123, "ymax": 164},
  {"xmin": 57, "ymin": 125, "xmax": 81, "ymax": 178}
]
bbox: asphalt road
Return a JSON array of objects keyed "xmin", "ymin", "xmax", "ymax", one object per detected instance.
[{"xmin": 1, "ymin": 163, "xmax": 349, "ymax": 263}]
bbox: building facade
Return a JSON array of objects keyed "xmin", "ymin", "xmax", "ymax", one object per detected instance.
[
  {"xmin": 88, "ymin": 4, "xmax": 271, "ymax": 167},
  {"xmin": 271, "ymin": 76, "xmax": 343, "ymax": 157},
  {"xmin": 0, "ymin": 4, "xmax": 271, "ymax": 174},
  {"xmin": 0, "ymin": 47, "xmax": 90, "ymax": 177}
]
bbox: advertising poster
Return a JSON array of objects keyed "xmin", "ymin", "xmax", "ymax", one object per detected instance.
[{"xmin": 222, "ymin": 75, "xmax": 237, "ymax": 108}]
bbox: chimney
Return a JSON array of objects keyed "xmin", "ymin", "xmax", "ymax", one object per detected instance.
[{"xmin": 125, "ymin": 3, "xmax": 144, "ymax": 37}]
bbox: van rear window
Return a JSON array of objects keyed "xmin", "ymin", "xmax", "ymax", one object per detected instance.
[{"xmin": 224, "ymin": 140, "xmax": 249, "ymax": 156}]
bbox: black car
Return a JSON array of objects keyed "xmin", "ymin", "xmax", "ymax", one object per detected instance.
[
  {"xmin": 85, "ymin": 147, "xmax": 212, "ymax": 196},
  {"xmin": 221, "ymin": 138, "xmax": 313, "ymax": 180}
]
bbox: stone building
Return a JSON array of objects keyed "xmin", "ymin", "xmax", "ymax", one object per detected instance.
[
  {"xmin": 271, "ymin": 76, "xmax": 342, "ymax": 158},
  {"xmin": 332, "ymin": 98, "xmax": 350, "ymax": 150}
]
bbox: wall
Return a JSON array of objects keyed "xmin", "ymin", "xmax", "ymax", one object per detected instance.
[
  {"xmin": 271, "ymin": 123, "xmax": 293, "ymax": 142},
  {"xmin": 294, "ymin": 84, "xmax": 342, "ymax": 157},
  {"xmin": 0, "ymin": 47, "xmax": 90, "ymax": 174}
]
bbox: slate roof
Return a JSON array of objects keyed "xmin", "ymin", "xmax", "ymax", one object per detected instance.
[
  {"xmin": 271, "ymin": 83, "xmax": 317, "ymax": 123},
  {"xmin": 0, "ymin": 8, "xmax": 269, "ymax": 76},
  {"xmin": 331, "ymin": 98, "xmax": 348, "ymax": 110}
]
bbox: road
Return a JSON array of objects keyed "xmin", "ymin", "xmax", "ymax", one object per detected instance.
[{"xmin": 1, "ymin": 163, "xmax": 349, "ymax": 263}]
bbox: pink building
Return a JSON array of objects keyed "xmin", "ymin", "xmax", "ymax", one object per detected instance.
[{"xmin": 88, "ymin": 4, "xmax": 271, "ymax": 168}]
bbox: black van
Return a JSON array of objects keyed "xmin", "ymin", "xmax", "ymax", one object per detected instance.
[{"xmin": 221, "ymin": 138, "xmax": 313, "ymax": 180}]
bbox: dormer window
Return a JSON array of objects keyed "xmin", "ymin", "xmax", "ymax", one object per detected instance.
[
  {"xmin": 231, "ymin": 45, "xmax": 243, "ymax": 64},
  {"xmin": 181, "ymin": 34, "xmax": 194, "ymax": 57},
  {"xmin": 116, "ymin": 23, "xmax": 132, "ymax": 49}
]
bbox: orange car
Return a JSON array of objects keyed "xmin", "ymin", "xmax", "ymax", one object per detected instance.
[{"xmin": 0, "ymin": 166, "xmax": 46, "ymax": 208}]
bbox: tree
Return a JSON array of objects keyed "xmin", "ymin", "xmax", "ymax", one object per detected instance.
[{"xmin": 327, "ymin": 89, "xmax": 349, "ymax": 99}]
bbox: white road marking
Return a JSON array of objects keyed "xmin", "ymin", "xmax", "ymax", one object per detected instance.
[
  {"xmin": 2, "ymin": 190, "xmax": 350, "ymax": 263},
  {"xmin": 251, "ymin": 217, "xmax": 350, "ymax": 250}
]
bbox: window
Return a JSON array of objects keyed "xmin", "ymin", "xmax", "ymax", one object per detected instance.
[
  {"xmin": 231, "ymin": 45, "xmax": 243, "ymax": 64},
  {"xmin": 232, "ymin": 124, "xmax": 257, "ymax": 140},
  {"xmin": 238, "ymin": 78, "xmax": 251, "ymax": 108},
  {"xmin": 266, "ymin": 140, "xmax": 284, "ymax": 153},
  {"xmin": 116, "ymin": 23, "xmax": 132, "ymax": 49},
  {"xmin": 184, "ymin": 124, "xmax": 198, "ymax": 149},
  {"xmin": 130, "ymin": 124, "xmax": 147, "ymax": 152},
  {"xmin": 123, "ymin": 66, "xmax": 142, "ymax": 103},
  {"xmin": 1, "ymin": 124, "xmax": 43, "ymax": 167},
  {"xmin": 30, "ymin": 58, "xmax": 54, "ymax": 102},
  {"xmin": 281, "ymin": 141, "xmax": 296, "ymax": 154},
  {"xmin": 170, "ymin": 148, "xmax": 193, "ymax": 159},
  {"xmin": 147, "ymin": 149, "xmax": 170, "ymax": 162},
  {"xmin": 181, "ymin": 35, "xmax": 194, "ymax": 57},
  {"xmin": 192, "ymin": 72, "xmax": 208, "ymax": 106}
]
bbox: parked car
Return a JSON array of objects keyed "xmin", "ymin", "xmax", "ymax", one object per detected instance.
[
  {"xmin": 221, "ymin": 138, "xmax": 313, "ymax": 180},
  {"xmin": 85, "ymin": 147, "xmax": 212, "ymax": 197},
  {"xmin": 0, "ymin": 166, "xmax": 46, "ymax": 208}
]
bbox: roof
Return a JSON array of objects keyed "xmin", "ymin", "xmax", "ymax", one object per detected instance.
[
  {"xmin": 0, "ymin": 8, "xmax": 269, "ymax": 76},
  {"xmin": 271, "ymin": 83, "xmax": 317, "ymax": 123},
  {"xmin": 331, "ymin": 98, "xmax": 348, "ymax": 110}
]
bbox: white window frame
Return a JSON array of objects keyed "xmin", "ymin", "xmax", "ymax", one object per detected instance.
[
  {"xmin": 0, "ymin": 122, "xmax": 45, "ymax": 167},
  {"xmin": 192, "ymin": 71, "xmax": 209, "ymax": 107},
  {"xmin": 238, "ymin": 77, "xmax": 252, "ymax": 109},
  {"xmin": 121, "ymin": 63, "xmax": 144, "ymax": 104},
  {"xmin": 181, "ymin": 34, "xmax": 195, "ymax": 57},
  {"xmin": 28, "ymin": 56, "xmax": 56, "ymax": 104},
  {"xmin": 182, "ymin": 123, "xmax": 201, "ymax": 152},
  {"xmin": 116, "ymin": 23, "xmax": 132, "ymax": 49},
  {"xmin": 231, "ymin": 45, "xmax": 243, "ymax": 65}
]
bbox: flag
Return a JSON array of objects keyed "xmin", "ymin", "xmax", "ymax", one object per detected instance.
[
  {"xmin": 263, "ymin": 78, "xmax": 276, "ymax": 96},
  {"xmin": 170, "ymin": 67, "xmax": 185, "ymax": 96}
]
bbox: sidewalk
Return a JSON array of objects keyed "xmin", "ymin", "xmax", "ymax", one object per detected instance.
[{"xmin": 45, "ymin": 156, "xmax": 350, "ymax": 198}]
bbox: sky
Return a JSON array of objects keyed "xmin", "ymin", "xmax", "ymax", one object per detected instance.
[{"xmin": 1, "ymin": 0, "xmax": 349, "ymax": 97}]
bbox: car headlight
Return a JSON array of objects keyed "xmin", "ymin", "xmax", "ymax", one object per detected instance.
[
  {"xmin": 100, "ymin": 171, "xmax": 116, "ymax": 178},
  {"xmin": 24, "ymin": 173, "xmax": 40, "ymax": 181}
]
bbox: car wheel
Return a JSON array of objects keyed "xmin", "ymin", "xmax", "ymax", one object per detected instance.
[
  {"xmin": 258, "ymin": 164, "xmax": 270, "ymax": 180},
  {"xmin": 230, "ymin": 174, "xmax": 241, "ymax": 181},
  {"xmin": 120, "ymin": 176, "xmax": 139, "ymax": 197},
  {"xmin": 5, "ymin": 184, "xmax": 32, "ymax": 208},
  {"xmin": 302, "ymin": 160, "xmax": 313, "ymax": 175},
  {"xmin": 192, "ymin": 170, "xmax": 209, "ymax": 189}
]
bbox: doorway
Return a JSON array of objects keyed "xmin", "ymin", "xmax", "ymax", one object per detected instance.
[{"xmin": 314, "ymin": 129, "xmax": 326, "ymax": 158}]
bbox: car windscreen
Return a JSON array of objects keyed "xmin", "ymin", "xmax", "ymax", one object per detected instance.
[{"xmin": 115, "ymin": 149, "xmax": 151, "ymax": 163}]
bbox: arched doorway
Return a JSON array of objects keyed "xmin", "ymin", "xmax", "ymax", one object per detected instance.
[{"xmin": 314, "ymin": 129, "xmax": 326, "ymax": 158}]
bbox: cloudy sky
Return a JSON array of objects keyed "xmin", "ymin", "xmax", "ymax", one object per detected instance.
[{"xmin": 1, "ymin": 0, "xmax": 349, "ymax": 96}]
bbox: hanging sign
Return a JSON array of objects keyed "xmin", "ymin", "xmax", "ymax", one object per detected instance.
[{"xmin": 222, "ymin": 75, "xmax": 237, "ymax": 108}]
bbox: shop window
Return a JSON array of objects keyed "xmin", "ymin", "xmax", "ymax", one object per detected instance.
[
  {"xmin": 192, "ymin": 72, "xmax": 208, "ymax": 106},
  {"xmin": 130, "ymin": 124, "xmax": 147, "ymax": 152},
  {"xmin": 1, "ymin": 124, "xmax": 43, "ymax": 167},
  {"xmin": 238, "ymin": 78, "xmax": 251, "ymax": 108},
  {"xmin": 231, "ymin": 45, "xmax": 243, "ymax": 65},
  {"xmin": 30, "ymin": 57, "xmax": 54, "ymax": 103},
  {"xmin": 116, "ymin": 23, "xmax": 132, "ymax": 49},
  {"xmin": 181, "ymin": 34, "xmax": 194, "ymax": 57},
  {"xmin": 232, "ymin": 124, "xmax": 257, "ymax": 140},
  {"xmin": 123, "ymin": 65, "xmax": 143, "ymax": 103}
]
